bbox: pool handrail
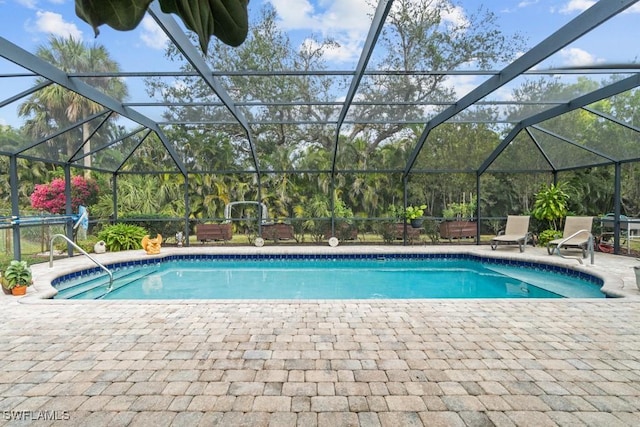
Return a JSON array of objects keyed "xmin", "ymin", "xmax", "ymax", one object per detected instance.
[
  {"xmin": 49, "ymin": 234, "xmax": 113, "ymax": 291},
  {"xmin": 552, "ymin": 229, "xmax": 595, "ymax": 265}
]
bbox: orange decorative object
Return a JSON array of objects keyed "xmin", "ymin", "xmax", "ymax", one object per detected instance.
[
  {"xmin": 11, "ymin": 285, "xmax": 27, "ymax": 296},
  {"xmin": 141, "ymin": 234, "xmax": 162, "ymax": 255}
]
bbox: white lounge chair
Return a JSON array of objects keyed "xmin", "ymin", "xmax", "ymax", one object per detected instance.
[
  {"xmin": 547, "ymin": 216, "xmax": 594, "ymax": 258},
  {"xmin": 490, "ymin": 215, "xmax": 531, "ymax": 252}
]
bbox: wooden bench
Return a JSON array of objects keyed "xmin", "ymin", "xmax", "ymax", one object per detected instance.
[
  {"xmin": 196, "ymin": 223, "xmax": 232, "ymax": 243},
  {"xmin": 262, "ymin": 223, "xmax": 295, "ymax": 240}
]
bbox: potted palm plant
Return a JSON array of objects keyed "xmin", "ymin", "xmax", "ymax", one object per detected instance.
[{"xmin": 2, "ymin": 260, "xmax": 33, "ymax": 296}]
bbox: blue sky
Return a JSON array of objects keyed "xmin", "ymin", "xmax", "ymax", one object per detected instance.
[{"xmin": 1, "ymin": 0, "xmax": 639, "ymax": 127}]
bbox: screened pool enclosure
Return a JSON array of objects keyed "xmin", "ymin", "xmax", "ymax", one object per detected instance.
[{"xmin": 1, "ymin": 0, "xmax": 640, "ymax": 258}]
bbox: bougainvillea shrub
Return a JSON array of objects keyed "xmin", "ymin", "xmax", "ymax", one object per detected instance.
[{"xmin": 30, "ymin": 176, "xmax": 99, "ymax": 214}]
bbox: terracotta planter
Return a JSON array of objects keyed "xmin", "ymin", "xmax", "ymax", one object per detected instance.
[{"xmin": 11, "ymin": 285, "xmax": 27, "ymax": 296}]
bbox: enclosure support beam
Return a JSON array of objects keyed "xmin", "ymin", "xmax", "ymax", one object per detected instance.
[
  {"xmin": 403, "ymin": 175, "xmax": 409, "ymax": 246},
  {"xmin": 614, "ymin": 163, "xmax": 622, "ymax": 254},
  {"xmin": 64, "ymin": 165, "xmax": 73, "ymax": 257},
  {"xmin": 404, "ymin": 0, "xmax": 640, "ymax": 176},
  {"xmin": 0, "ymin": 80, "xmax": 52, "ymax": 108},
  {"xmin": 10, "ymin": 156, "xmax": 20, "ymax": 260},
  {"xmin": 112, "ymin": 174, "xmax": 118, "ymax": 224},
  {"xmin": 0, "ymin": 36, "xmax": 187, "ymax": 177},
  {"xmin": 525, "ymin": 128, "xmax": 556, "ymax": 171},
  {"xmin": 17, "ymin": 110, "xmax": 109, "ymax": 155},
  {"xmin": 184, "ymin": 175, "xmax": 190, "ymax": 247},
  {"xmin": 70, "ymin": 112, "xmax": 114, "ymax": 163},
  {"xmin": 479, "ymin": 73, "xmax": 640, "ymax": 175},
  {"xmin": 582, "ymin": 106, "xmax": 640, "ymax": 134},
  {"xmin": 331, "ymin": 0, "xmax": 393, "ymax": 175},
  {"xmin": 148, "ymin": 4, "xmax": 259, "ymax": 177},
  {"xmin": 475, "ymin": 174, "xmax": 481, "ymax": 245},
  {"xmin": 531, "ymin": 125, "xmax": 618, "ymax": 163}
]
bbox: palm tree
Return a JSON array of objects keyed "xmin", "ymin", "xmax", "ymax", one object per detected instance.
[{"xmin": 19, "ymin": 36, "xmax": 128, "ymax": 176}]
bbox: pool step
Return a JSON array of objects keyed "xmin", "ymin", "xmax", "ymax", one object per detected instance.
[{"xmin": 55, "ymin": 269, "xmax": 157, "ymax": 300}]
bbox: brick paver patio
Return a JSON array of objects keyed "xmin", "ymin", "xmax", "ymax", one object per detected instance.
[{"xmin": 1, "ymin": 246, "xmax": 639, "ymax": 426}]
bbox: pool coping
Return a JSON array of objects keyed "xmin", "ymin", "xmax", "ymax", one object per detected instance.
[{"xmin": 11, "ymin": 244, "xmax": 640, "ymax": 302}]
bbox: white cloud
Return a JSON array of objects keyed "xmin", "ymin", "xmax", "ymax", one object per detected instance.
[
  {"xmin": 558, "ymin": 47, "xmax": 603, "ymax": 67},
  {"xmin": 270, "ymin": 0, "xmax": 374, "ymax": 63},
  {"xmin": 556, "ymin": 0, "xmax": 640, "ymax": 14},
  {"xmin": 30, "ymin": 10, "xmax": 83, "ymax": 39},
  {"xmin": 270, "ymin": 0, "xmax": 372, "ymax": 34},
  {"xmin": 627, "ymin": 3, "xmax": 640, "ymax": 13},
  {"xmin": 443, "ymin": 74, "xmax": 478, "ymax": 98},
  {"xmin": 440, "ymin": 4, "xmax": 469, "ymax": 28},
  {"xmin": 139, "ymin": 15, "xmax": 169, "ymax": 50},
  {"xmin": 558, "ymin": 0, "xmax": 596, "ymax": 14},
  {"xmin": 269, "ymin": 0, "xmax": 476, "ymax": 63},
  {"xmin": 16, "ymin": 0, "xmax": 38, "ymax": 8}
]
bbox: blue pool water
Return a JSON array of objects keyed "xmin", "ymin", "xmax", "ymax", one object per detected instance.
[{"xmin": 53, "ymin": 256, "xmax": 604, "ymax": 300}]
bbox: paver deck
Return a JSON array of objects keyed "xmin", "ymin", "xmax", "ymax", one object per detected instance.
[{"xmin": 2, "ymin": 245, "xmax": 639, "ymax": 426}]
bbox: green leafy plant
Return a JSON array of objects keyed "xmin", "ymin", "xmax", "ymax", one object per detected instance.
[
  {"xmin": 405, "ymin": 204, "xmax": 427, "ymax": 220},
  {"xmin": 2, "ymin": 260, "xmax": 33, "ymax": 290},
  {"xmin": 120, "ymin": 214, "xmax": 183, "ymax": 239},
  {"xmin": 97, "ymin": 223, "xmax": 148, "ymax": 252},
  {"xmin": 537, "ymin": 229, "xmax": 562, "ymax": 246},
  {"xmin": 443, "ymin": 196, "xmax": 476, "ymax": 220},
  {"xmin": 532, "ymin": 183, "xmax": 570, "ymax": 231},
  {"xmin": 75, "ymin": 0, "xmax": 250, "ymax": 53}
]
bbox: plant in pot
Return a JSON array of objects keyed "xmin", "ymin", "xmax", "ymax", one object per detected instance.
[
  {"xmin": 2, "ymin": 260, "xmax": 33, "ymax": 296},
  {"xmin": 440, "ymin": 195, "xmax": 477, "ymax": 240},
  {"xmin": 405, "ymin": 204, "xmax": 427, "ymax": 228},
  {"xmin": 531, "ymin": 182, "xmax": 569, "ymax": 245}
]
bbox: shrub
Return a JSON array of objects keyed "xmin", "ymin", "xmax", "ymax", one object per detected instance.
[
  {"xmin": 97, "ymin": 223, "xmax": 147, "ymax": 252},
  {"xmin": 30, "ymin": 175, "xmax": 99, "ymax": 214},
  {"xmin": 119, "ymin": 213, "xmax": 184, "ymax": 239},
  {"xmin": 538, "ymin": 229, "xmax": 562, "ymax": 246}
]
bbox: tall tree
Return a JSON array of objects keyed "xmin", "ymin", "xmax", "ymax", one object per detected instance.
[
  {"xmin": 18, "ymin": 36, "xmax": 128, "ymax": 176},
  {"xmin": 347, "ymin": 0, "xmax": 524, "ymax": 154}
]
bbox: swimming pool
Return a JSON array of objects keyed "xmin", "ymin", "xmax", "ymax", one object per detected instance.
[{"xmin": 52, "ymin": 254, "xmax": 604, "ymax": 300}]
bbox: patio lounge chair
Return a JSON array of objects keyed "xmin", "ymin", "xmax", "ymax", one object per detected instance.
[
  {"xmin": 547, "ymin": 216, "xmax": 594, "ymax": 258},
  {"xmin": 490, "ymin": 215, "xmax": 531, "ymax": 252}
]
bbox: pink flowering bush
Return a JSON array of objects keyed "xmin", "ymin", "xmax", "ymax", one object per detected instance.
[{"xmin": 30, "ymin": 176, "xmax": 99, "ymax": 214}]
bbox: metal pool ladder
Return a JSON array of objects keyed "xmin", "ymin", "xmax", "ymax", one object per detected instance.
[
  {"xmin": 49, "ymin": 234, "xmax": 114, "ymax": 291},
  {"xmin": 552, "ymin": 230, "xmax": 595, "ymax": 265}
]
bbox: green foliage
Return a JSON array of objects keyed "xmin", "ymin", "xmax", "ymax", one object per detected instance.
[
  {"xmin": 443, "ymin": 196, "xmax": 476, "ymax": 219},
  {"xmin": 376, "ymin": 223, "xmax": 398, "ymax": 244},
  {"xmin": 405, "ymin": 204, "xmax": 427, "ymax": 220},
  {"xmin": 384, "ymin": 205, "xmax": 404, "ymax": 222},
  {"xmin": 120, "ymin": 214, "xmax": 184, "ymax": 239},
  {"xmin": 97, "ymin": 223, "xmax": 147, "ymax": 252},
  {"xmin": 75, "ymin": 0, "xmax": 249, "ymax": 53},
  {"xmin": 2, "ymin": 260, "xmax": 33, "ymax": 289},
  {"xmin": 76, "ymin": 235, "xmax": 102, "ymax": 253},
  {"xmin": 532, "ymin": 183, "xmax": 570, "ymax": 230},
  {"xmin": 538, "ymin": 229, "xmax": 562, "ymax": 247}
]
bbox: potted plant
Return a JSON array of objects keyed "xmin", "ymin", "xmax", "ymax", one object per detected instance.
[
  {"xmin": 440, "ymin": 195, "xmax": 477, "ymax": 241},
  {"xmin": 531, "ymin": 182, "xmax": 569, "ymax": 243},
  {"xmin": 2, "ymin": 260, "xmax": 33, "ymax": 296},
  {"xmin": 405, "ymin": 204, "xmax": 427, "ymax": 228}
]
